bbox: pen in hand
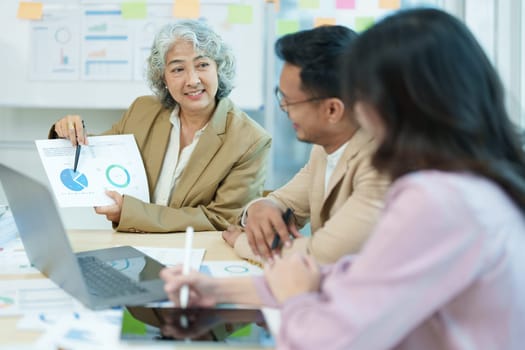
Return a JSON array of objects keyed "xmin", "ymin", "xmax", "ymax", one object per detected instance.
[
  {"xmin": 73, "ymin": 144, "xmax": 81, "ymax": 173},
  {"xmin": 271, "ymin": 208, "xmax": 293, "ymax": 250},
  {"xmin": 179, "ymin": 226, "xmax": 194, "ymax": 328},
  {"xmin": 72, "ymin": 120, "xmax": 86, "ymax": 173}
]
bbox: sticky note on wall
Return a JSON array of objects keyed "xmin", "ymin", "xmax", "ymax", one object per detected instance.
[
  {"xmin": 355, "ymin": 16, "xmax": 375, "ymax": 32},
  {"xmin": 122, "ymin": 2, "xmax": 147, "ymax": 19},
  {"xmin": 17, "ymin": 2, "xmax": 43, "ymax": 20},
  {"xmin": 315, "ymin": 17, "xmax": 336, "ymax": 27},
  {"xmin": 173, "ymin": 0, "xmax": 200, "ymax": 19},
  {"xmin": 379, "ymin": 0, "xmax": 401, "ymax": 9},
  {"xmin": 277, "ymin": 19, "xmax": 300, "ymax": 36},
  {"xmin": 299, "ymin": 0, "xmax": 320, "ymax": 9},
  {"xmin": 336, "ymin": 0, "xmax": 355, "ymax": 9},
  {"xmin": 228, "ymin": 5, "xmax": 253, "ymax": 24}
]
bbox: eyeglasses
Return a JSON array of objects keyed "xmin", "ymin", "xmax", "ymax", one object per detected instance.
[{"xmin": 274, "ymin": 86, "xmax": 326, "ymax": 113}]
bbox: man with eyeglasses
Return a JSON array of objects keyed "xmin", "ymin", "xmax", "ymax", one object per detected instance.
[{"xmin": 222, "ymin": 25, "xmax": 390, "ymax": 264}]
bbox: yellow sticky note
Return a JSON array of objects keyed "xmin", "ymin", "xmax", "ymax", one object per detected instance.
[
  {"xmin": 121, "ymin": 2, "xmax": 147, "ymax": 19},
  {"xmin": 299, "ymin": 0, "xmax": 320, "ymax": 9},
  {"xmin": 17, "ymin": 2, "xmax": 43, "ymax": 20},
  {"xmin": 354, "ymin": 16, "xmax": 374, "ymax": 32},
  {"xmin": 228, "ymin": 5, "xmax": 253, "ymax": 24},
  {"xmin": 379, "ymin": 0, "xmax": 401, "ymax": 9},
  {"xmin": 173, "ymin": 0, "xmax": 200, "ymax": 19},
  {"xmin": 314, "ymin": 17, "xmax": 336, "ymax": 27},
  {"xmin": 276, "ymin": 19, "xmax": 300, "ymax": 36}
]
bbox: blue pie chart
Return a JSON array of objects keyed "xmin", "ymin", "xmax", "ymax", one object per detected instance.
[{"xmin": 60, "ymin": 169, "xmax": 88, "ymax": 191}]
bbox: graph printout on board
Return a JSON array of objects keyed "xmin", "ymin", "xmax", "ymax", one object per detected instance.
[{"xmin": 35, "ymin": 134, "xmax": 149, "ymax": 207}]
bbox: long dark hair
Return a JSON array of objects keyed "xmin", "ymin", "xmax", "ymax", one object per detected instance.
[{"xmin": 343, "ymin": 8, "xmax": 525, "ymax": 212}]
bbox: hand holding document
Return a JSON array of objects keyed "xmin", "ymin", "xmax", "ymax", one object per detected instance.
[{"xmin": 35, "ymin": 134, "xmax": 149, "ymax": 207}]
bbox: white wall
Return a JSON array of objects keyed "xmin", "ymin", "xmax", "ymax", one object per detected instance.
[{"xmin": 449, "ymin": 0, "xmax": 523, "ymax": 127}]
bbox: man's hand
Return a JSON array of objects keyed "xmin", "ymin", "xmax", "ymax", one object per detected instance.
[
  {"xmin": 222, "ymin": 225, "xmax": 244, "ymax": 247},
  {"xmin": 94, "ymin": 190, "xmax": 123, "ymax": 223},
  {"xmin": 245, "ymin": 200, "xmax": 301, "ymax": 260}
]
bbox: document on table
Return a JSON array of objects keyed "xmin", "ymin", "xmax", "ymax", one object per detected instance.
[
  {"xmin": 134, "ymin": 246, "xmax": 205, "ymax": 270},
  {"xmin": 35, "ymin": 135, "xmax": 149, "ymax": 207},
  {"xmin": 0, "ymin": 207, "xmax": 18, "ymax": 246},
  {"xmin": 0, "ymin": 279, "xmax": 81, "ymax": 317},
  {"xmin": 200, "ymin": 260, "xmax": 263, "ymax": 277}
]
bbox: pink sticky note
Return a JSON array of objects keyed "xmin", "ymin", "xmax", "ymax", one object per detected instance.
[{"xmin": 336, "ymin": 0, "xmax": 355, "ymax": 9}]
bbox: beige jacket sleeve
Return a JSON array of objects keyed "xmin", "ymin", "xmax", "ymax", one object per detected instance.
[{"xmin": 234, "ymin": 132, "xmax": 389, "ymax": 264}]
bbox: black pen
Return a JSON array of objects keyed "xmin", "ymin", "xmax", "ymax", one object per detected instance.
[
  {"xmin": 72, "ymin": 121, "xmax": 85, "ymax": 173},
  {"xmin": 271, "ymin": 208, "xmax": 293, "ymax": 250},
  {"xmin": 73, "ymin": 144, "xmax": 81, "ymax": 173}
]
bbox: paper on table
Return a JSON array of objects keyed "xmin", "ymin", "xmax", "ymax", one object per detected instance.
[
  {"xmin": 0, "ymin": 236, "xmax": 38, "ymax": 276},
  {"xmin": 0, "ymin": 208, "xmax": 18, "ymax": 247},
  {"xmin": 133, "ymin": 246, "xmax": 205, "ymax": 270},
  {"xmin": 35, "ymin": 135, "xmax": 149, "ymax": 207},
  {"xmin": 35, "ymin": 309, "xmax": 123, "ymax": 350},
  {"xmin": 201, "ymin": 260, "xmax": 263, "ymax": 277},
  {"xmin": 0, "ymin": 248, "xmax": 39, "ymax": 275},
  {"xmin": 0, "ymin": 279, "xmax": 81, "ymax": 317}
]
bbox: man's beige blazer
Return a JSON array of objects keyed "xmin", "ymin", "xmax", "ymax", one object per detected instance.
[
  {"xmin": 234, "ymin": 128, "xmax": 389, "ymax": 264},
  {"xmin": 103, "ymin": 96, "xmax": 271, "ymax": 233}
]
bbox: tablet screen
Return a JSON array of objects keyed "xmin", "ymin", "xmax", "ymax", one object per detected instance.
[{"xmin": 121, "ymin": 306, "xmax": 274, "ymax": 346}]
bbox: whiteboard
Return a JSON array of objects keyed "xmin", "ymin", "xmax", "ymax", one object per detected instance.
[{"xmin": 0, "ymin": 1, "xmax": 265, "ymax": 110}]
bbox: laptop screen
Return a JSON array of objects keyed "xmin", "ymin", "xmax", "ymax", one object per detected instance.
[{"xmin": 107, "ymin": 255, "xmax": 164, "ymax": 283}]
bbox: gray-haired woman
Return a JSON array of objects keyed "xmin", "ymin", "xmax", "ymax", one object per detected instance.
[{"xmin": 50, "ymin": 20, "xmax": 271, "ymax": 233}]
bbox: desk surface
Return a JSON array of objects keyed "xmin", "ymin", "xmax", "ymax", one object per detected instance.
[{"xmin": 0, "ymin": 229, "xmax": 268, "ymax": 349}]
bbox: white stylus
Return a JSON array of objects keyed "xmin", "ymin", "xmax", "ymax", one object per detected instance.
[{"xmin": 179, "ymin": 226, "xmax": 194, "ymax": 328}]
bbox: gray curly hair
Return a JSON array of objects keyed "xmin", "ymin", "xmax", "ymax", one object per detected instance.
[{"xmin": 146, "ymin": 20, "xmax": 236, "ymax": 109}]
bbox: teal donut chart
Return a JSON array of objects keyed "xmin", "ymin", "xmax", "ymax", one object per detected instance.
[{"xmin": 105, "ymin": 164, "xmax": 130, "ymax": 188}]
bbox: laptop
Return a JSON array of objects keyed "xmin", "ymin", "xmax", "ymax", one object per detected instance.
[{"xmin": 0, "ymin": 163, "xmax": 168, "ymax": 310}]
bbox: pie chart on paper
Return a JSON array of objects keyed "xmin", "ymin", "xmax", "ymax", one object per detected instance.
[{"xmin": 60, "ymin": 169, "xmax": 88, "ymax": 191}]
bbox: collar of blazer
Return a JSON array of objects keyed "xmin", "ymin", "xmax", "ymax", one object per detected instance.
[
  {"xmin": 324, "ymin": 128, "xmax": 376, "ymax": 199},
  {"xmin": 207, "ymin": 97, "xmax": 234, "ymax": 135},
  {"xmin": 167, "ymin": 97, "xmax": 234, "ymax": 206}
]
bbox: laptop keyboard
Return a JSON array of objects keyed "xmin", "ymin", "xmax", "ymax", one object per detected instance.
[{"xmin": 78, "ymin": 256, "xmax": 148, "ymax": 298}]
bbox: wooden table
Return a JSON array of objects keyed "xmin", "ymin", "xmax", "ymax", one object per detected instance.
[{"xmin": 0, "ymin": 230, "xmax": 268, "ymax": 349}]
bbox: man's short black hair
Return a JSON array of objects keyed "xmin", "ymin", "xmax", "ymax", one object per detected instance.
[{"xmin": 275, "ymin": 25, "xmax": 358, "ymax": 99}]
